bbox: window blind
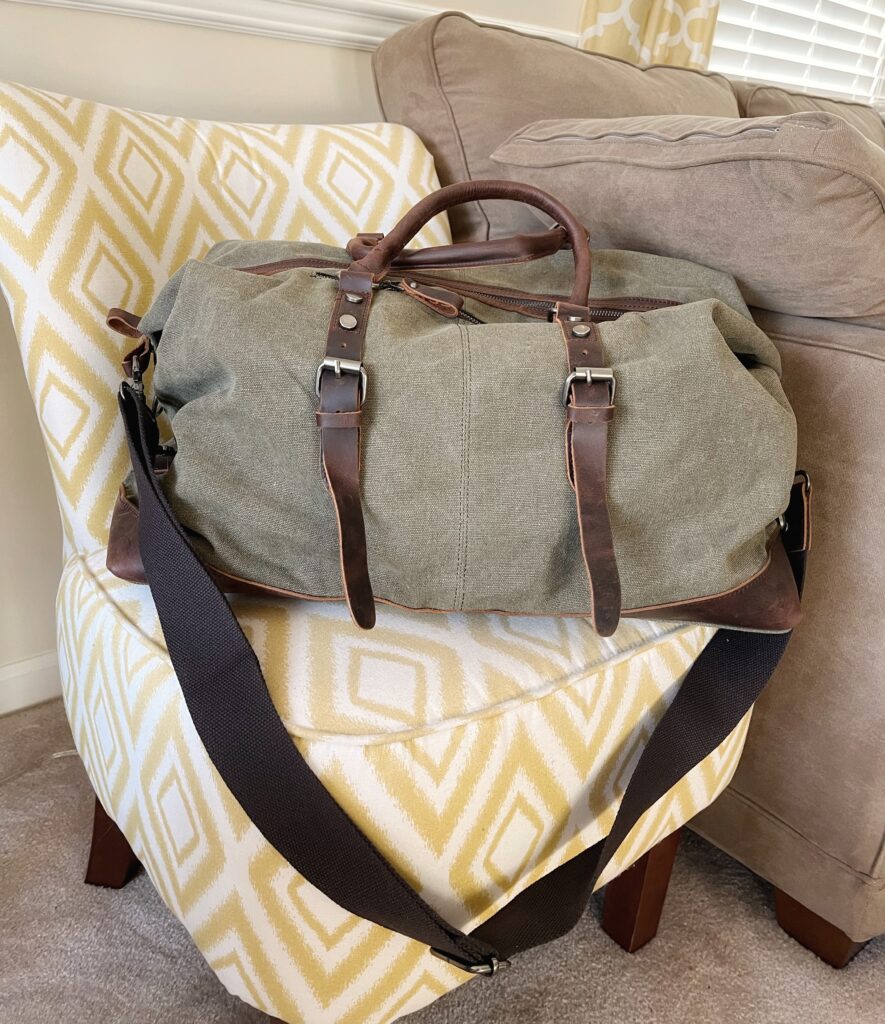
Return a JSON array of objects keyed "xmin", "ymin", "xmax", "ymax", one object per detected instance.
[{"xmin": 710, "ymin": 0, "xmax": 885, "ymax": 108}]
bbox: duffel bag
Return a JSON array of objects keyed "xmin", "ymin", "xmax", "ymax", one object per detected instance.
[{"xmin": 107, "ymin": 179, "xmax": 810, "ymax": 977}]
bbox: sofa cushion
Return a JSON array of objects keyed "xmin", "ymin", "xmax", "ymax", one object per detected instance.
[
  {"xmin": 491, "ymin": 112, "xmax": 885, "ymax": 320},
  {"xmin": 0, "ymin": 80, "xmax": 449, "ymax": 556},
  {"xmin": 731, "ymin": 81, "xmax": 885, "ymax": 150},
  {"xmin": 372, "ymin": 11, "xmax": 739, "ymax": 241}
]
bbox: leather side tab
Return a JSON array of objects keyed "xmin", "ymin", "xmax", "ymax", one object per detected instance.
[
  {"xmin": 107, "ymin": 307, "xmax": 143, "ymax": 339},
  {"xmin": 106, "ymin": 486, "xmax": 145, "ymax": 583}
]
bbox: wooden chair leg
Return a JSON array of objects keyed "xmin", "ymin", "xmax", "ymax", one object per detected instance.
[
  {"xmin": 84, "ymin": 796, "xmax": 141, "ymax": 888},
  {"xmin": 774, "ymin": 889, "xmax": 867, "ymax": 968},
  {"xmin": 601, "ymin": 828, "xmax": 681, "ymax": 953}
]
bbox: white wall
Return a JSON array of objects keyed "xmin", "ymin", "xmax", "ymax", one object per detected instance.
[{"xmin": 0, "ymin": 0, "xmax": 583, "ymax": 713}]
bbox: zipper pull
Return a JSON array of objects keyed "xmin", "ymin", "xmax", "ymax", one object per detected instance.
[{"xmin": 400, "ymin": 279, "xmax": 464, "ymax": 319}]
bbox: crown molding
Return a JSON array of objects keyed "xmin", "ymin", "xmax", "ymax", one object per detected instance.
[{"xmin": 8, "ymin": 1, "xmax": 579, "ymax": 50}]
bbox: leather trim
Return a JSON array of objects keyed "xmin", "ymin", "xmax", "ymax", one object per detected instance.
[
  {"xmin": 106, "ymin": 488, "xmax": 804, "ymax": 632},
  {"xmin": 630, "ymin": 541, "xmax": 799, "ymax": 632}
]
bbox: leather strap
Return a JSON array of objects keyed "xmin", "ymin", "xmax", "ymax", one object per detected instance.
[
  {"xmin": 317, "ymin": 268, "xmax": 377, "ymax": 630},
  {"xmin": 346, "ymin": 225, "xmax": 575, "ymax": 271},
  {"xmin": 558, "ymin": 305, "xmax": 622, "ymax": 637},
  {"xmin": 118, "ymin": 380, "xmax": 808, "ymax": 977},
  {"xmin": 350, "ymin": 180, "xmax": 592, "ymax": 308}
]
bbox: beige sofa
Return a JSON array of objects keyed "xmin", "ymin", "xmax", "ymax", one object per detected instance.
[{"xmin": 375, "ymin": 11, "xmax": 885, "ymax": 964}]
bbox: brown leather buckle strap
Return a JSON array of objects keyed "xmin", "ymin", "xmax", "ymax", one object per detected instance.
[
  {"xmin": 316, "ymin": 268, "xmax": 376, "ymax": 630},
  {"xmin": 558, "ymin": 303, "xmax": 622, "ymax": 637}
]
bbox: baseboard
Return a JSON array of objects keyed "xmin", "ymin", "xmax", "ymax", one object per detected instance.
[{"xmin": 0, "ymin": 650, "xmax": 61, "ymax": 717}]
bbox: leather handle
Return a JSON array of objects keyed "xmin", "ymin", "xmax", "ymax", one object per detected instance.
[
  {"xmin": 351, "ymin": 180, "xmax": 592, "ymax": 307},
  {"xmin": 346, "ymin": 225, "xmax": 574, "ymax": 271}
]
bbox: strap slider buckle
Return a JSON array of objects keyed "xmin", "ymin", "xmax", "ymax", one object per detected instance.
[
  {"xmin": 315, "ymin": 357, "xmax": 368, "ymax": 402},
  {"xmin": 430, "ymin": 949, "xmax": 511, "ymax": 977},
  {"xmin": 562, "ymin": 366, "xmax": 615, "ymax": 406}
]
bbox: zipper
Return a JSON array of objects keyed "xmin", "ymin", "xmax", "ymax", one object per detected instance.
[
  {"xmin": 518, "ymin": 125, "xmax": 780, "ymax": 145},
  {"xmin": 412, "ymin": 276, "xmax": 678, "ymax": 321},
  {"xmin": 239, "ymin": 258, "xmax": 678, "ymax": 323},
  {"xmin": 314, "ymin": 270, "xmax": 485, "ymax": 324}
]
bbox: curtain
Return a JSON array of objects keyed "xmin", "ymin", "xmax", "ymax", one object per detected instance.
[{"xmin": 579, "ymin": 0, "xmax": 720, "ymax": 70}]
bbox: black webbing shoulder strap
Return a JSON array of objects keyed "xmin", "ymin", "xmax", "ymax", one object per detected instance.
[{"xmin": 119, "ymin": 383, "xmax": 808, "ymax": 975}]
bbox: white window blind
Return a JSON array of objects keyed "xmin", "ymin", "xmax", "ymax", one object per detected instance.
[{"xmin": 710, "ymin": 0, "xmax": 885, "ymax": 108}]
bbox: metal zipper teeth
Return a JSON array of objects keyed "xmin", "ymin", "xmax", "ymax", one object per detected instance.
[
  {"xmin": 409, "ymin": 272, "xmax": 679, "ymax": 317},
  {"xmin": 248, "ymin": 263, "xmax": 675, "ymax": 320},
  {"xmin": 456, "ymin": 289, "xmax": 674, "ymax": 320}
]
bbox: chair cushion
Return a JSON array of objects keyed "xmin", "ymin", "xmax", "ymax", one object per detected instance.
[
  {"xmin": 0, "ymin": 79, "xmax": 449, "ymax": 556},
  {"xmin": 491, "ymin": 112, "xmax": 885, "ymax": 321},
  {"xmin": 59, "ymin": 549, "xmax": 748, "ymax": 1023},
  {"xmin": 372, "ymin": 11, "xmax": 739, "ymax": 242}
]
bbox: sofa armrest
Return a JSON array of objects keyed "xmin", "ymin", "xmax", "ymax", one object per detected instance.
[{"xmin": 695, "ymin": 310, "xmax": 885, "ymax": 941}]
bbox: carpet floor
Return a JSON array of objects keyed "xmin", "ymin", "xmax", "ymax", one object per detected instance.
[{"xmin": 1, "ymin": 699, "xmax": 881, "ymax": 1024}]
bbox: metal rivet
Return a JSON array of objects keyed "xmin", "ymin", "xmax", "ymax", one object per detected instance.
[
  {"xmin": 572, "ymin": 323, "xmax": 592, "ymax": 337},
  {"xmin": 344, "ymin": 292, "xmax": 363, "ymax": 304},
  {"xmin": 339, "ymin": 313, "xmax": 358, "ymax": 330}
]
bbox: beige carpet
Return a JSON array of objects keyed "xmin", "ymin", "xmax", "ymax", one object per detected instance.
[{"xmin": 1, "ymin": 699, "xmax": 881, "ymax": 1024}]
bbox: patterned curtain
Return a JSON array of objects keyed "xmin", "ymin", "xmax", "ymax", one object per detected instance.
[{"xmin": 579, "ymin": 0, "xmax": 720, "ymax": 70}]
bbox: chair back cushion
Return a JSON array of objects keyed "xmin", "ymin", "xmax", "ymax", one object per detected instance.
[{"xmin": 0, "ymin": 80, "xmax": 448, "ymax": 554}]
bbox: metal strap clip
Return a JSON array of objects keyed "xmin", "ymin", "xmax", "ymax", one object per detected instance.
[
  {"xmin": 562, "ymin": 366, "xmax": 615, "ymax": 406},
  {"xmin": 430, "ymin": 948, "xmax": 511, "ymax": 977},
  {"xmin": 315, "ymin": 356, "xmax": 368, "ymax": 402}
]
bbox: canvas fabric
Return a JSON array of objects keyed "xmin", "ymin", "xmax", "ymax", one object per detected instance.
[{"xmin": 140, "ymin": 243, "xmax": 796, "ymax": 615}]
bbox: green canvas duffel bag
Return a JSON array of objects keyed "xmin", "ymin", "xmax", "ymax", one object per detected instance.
[
  {"xmin": 108, "ymin": 179, "xmax": 800, "ymax": 637},
  {"xmin": 106, "ymin": 179, "xmax": 809, "ymax": 979}
]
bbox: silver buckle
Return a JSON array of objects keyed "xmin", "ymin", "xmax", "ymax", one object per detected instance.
[
  {"xmin": 314, "ymin": 356, "xmax": 368, "ymax": 402},
  {"xmin": 561, "ymin": 366, "xmax": 615, "ymax": 406},
  {"xmin": 430, "ymin": 949, "xmax": 511, "ymax": 977}
]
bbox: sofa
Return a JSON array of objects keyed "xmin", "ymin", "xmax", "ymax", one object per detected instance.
[
  {"xmin": 375, "ymin": 11, "xmax": 885, "ymax": 964},
  {"xmin": 0, "ymin": 78, "xmax": 760, "ymax": 1024}
]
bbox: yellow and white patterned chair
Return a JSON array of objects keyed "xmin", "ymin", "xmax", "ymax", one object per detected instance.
[{"xmin": 0, "ymin": 80, "xmax": 751, "ymax": 1024}]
